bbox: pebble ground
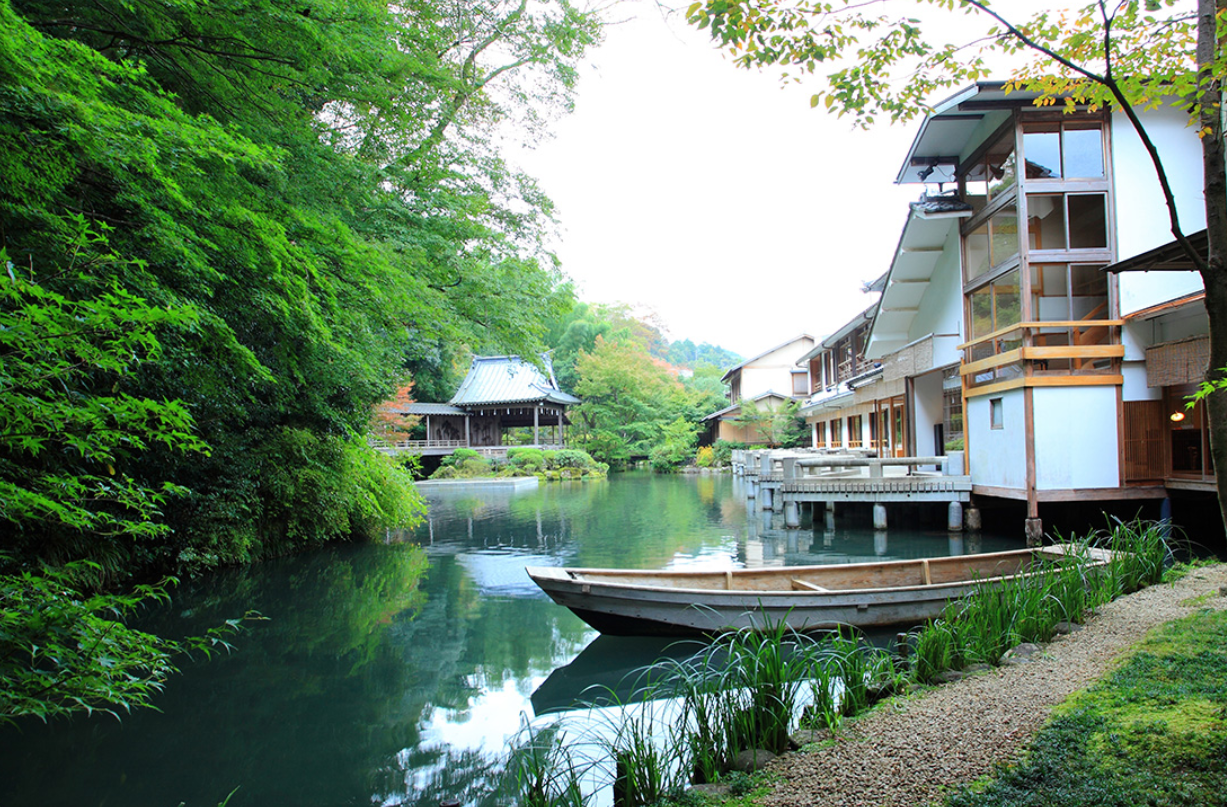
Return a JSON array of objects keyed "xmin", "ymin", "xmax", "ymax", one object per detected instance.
[{"xmin": 764, "ymin": 564, "xmax": 1227, "ymax": 807}]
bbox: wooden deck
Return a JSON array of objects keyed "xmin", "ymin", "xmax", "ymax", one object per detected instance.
[{"xmin": 733, "ymin": 449, "xmax": 972, "ymax": 528}]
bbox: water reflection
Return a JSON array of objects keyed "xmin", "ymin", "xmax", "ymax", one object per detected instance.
[{"xmin": 0, "ymin": 473, "xmax": 1015, "ymax": 807}]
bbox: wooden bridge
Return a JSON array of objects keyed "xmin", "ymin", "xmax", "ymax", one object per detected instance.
[{"xmin": 732, "ymin": 448, "xmax": 973, "ymax": 530}]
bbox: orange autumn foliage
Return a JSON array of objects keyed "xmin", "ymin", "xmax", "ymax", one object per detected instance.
[{"xmin": 372, "ymin": 383, "xmax": 420, "ymax": 444}]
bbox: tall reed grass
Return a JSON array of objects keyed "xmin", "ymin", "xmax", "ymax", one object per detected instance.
[
  {"xmin": 505, "ymin": 716, "xmax": 590, "ymax": 807},
  {"xmin": 911, "ymin": 519, "xmax": 1175, "ymax": 681},
  {"xmin": 508, "ymin": 518, "xmax": 1178, "ymax": 805}
]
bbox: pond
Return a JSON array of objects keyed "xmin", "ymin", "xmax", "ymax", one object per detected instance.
[{"xmin": 0, "ymin": 472, "xmax": 1017, "ymax": 807}]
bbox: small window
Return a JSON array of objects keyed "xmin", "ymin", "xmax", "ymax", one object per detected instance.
[
  {"xmin": 990, "ymin": 398, "xmax": 1004, "ymax": 430},
  {"xmin": 848, "ymin": 414, "xmax": 863, "ymax": 447}
]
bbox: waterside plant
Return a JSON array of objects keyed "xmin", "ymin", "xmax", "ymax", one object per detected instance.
[
  {"xmin": 910, "ymin": 519, "xmax": 1175, "ymax": 682},
  {"xmin": 507, "ymin": 519, "xmax": 1179, "ymax": 807}
]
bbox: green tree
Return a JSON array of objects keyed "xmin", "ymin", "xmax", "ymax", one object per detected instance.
[
  {"xmin": 572, "ymin": 335, "xmax": 689, "ymax": 466},
  {"xmin": 0, "ymin": 228, "xmax": 256, "ymax": 722},
  {"xmin": 687, "ymin": 0, "xmax": 1226, "ymax": 527},
  {"xmin": 0, "ymin": 0, "xmax": 600, "ymax": 568},
  {"xmin": 1, "ymin": 227, "xmax": 206, "ymax": 570},
  {"xmin": 682, "ymin": 364, "xmax": 733, "ymax": 417},
  {"xmin": 649, "ymin": 416, "xmax": 701, "ymax": 472},
  {"xmin": 736, "ymin": 398, "xmax": 806, "ymax": 447}
]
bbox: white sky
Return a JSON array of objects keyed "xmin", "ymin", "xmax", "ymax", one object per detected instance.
[{"xmin": 514, "ymin": 5, "xmax": 928, "ymax": 358}]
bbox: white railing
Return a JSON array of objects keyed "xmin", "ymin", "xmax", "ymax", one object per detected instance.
[{"xmin": 370, "ymin": 438, "xmax": 566, "ymax": 454}]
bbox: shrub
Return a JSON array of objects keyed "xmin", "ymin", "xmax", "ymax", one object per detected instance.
[
  {"xmin": 441, "ymin": 447, "xmax": 482, "ymax": 468},
  {"xmin": 695, "ymin": 446, "xmax": 715, "ymax": 468},
  {"xmin": 508, "ymin": 447, "xmax": 546, "ymax": 471},
  {"xmin": 649, "ymin": 442, "xmax": 691, "ymax": 473},
  {"xmin": 430, "ymin": 465, "xmax": 458, "ymax": 479},
  {"xmin": 545, "ymin": 449, "xmax": 593, "ymax": 470},
  {"xmin": 457, "ymin": 457, "xmax": 493, "ymax": 477},
  {"xmin": 711, "ymin": 440, "xmax": 741, "ymax": 467}
]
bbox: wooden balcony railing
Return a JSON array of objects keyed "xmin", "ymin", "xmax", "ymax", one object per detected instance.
[{"xmin": 958, "ymin": 319, "xmax": 1124, "ymax": 397}]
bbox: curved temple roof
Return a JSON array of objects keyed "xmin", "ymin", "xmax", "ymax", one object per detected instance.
[{"xmin": 449, "ymin": 355, "xmax": 580, "ymax": 408}]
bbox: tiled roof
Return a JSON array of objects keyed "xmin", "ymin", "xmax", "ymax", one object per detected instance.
[
  {"xmin": 407, "ymin": 402, "xmax": 467, "ymax": 415},
  {"xmin": 910, "ymin": 194, "xmax": 973, "ymax": 216},
  {"xmin": 450, "ymin": 355, "xmax": 581, "ymax": 407}
]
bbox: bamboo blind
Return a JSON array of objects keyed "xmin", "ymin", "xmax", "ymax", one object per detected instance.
[{"xmin": 1145, "ymin": 336, "xmax": 1209, "ymax": 388}]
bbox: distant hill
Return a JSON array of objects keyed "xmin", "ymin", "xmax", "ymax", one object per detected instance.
[{"xmin": 653, "ymin": 337, "xmax": 742, "ymax": 371}]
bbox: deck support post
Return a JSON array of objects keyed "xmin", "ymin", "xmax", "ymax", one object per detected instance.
[
  {"xmin": 746, "ymin": 478, "xmax": 757, "ymax": 499},
  {"xmin": 824, "ymin": 502, "xmax": 836, "ymax": 532},
  {"xmin": 965, "ymin": 505, "xmax": 981, "ymax": 531},
  {"xmin": 1024, "ymin": 517, "xmax": 1043, "ymax": 547},
  {"xmin": 947, "ymin": 501, "xmax": 963, "ymax": 532},
  {"xmin": 784, "ymin": 499, "xmax": 800, "ymax": 528},
  {"xmin": 761, "ymin": 486, "xmax": 773, "ymax": 511},
  {"xmin": 873, "ymin": 503, "xmax": 888, "ymax": 530}
]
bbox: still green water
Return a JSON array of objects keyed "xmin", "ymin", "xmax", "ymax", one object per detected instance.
[{"xmin": 0, "ymin": 472, "xmax": 1016, "ymax": 807}]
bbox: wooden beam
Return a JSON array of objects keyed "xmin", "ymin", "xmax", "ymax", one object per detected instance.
[
  {"xmin": 1035, "ymin": 486, "xmax": 1168, "ymax": 502},
  {"xmin": 958, "ymin": 320, "xmax": 1123, "ymax": 350},
  {"xmin": 963, "ymin": 377, "xmax": 1026, "ymax": 398},
  {"xmin": 961, "ymin": 348, "xmax": 1023, "ymax": 376},
  {"xmin": 1022, "ymin": 345, "xmax": 1125, "ymax": 360},
  {"xmin": 964, "ymin": 375, "xmax": 1123, "ymax": 398}
]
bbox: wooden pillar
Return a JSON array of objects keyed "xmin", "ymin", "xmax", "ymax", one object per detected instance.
[
  {"xmin": 464, "ymin": 414, "xmax": 470, "ymax": 447},
  {"xmin": 533, "ymin": 405, "xmax": 540, "ymax": 446},
  {"xmin": 1024, "ymin": 387, "xmax": 1041, "ymax": 545},
  {"xmin": 426, "ymin": 415, "xmax": 432, "ymax": 445}
]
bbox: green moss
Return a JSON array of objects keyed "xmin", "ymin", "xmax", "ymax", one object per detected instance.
[{"xmin": 944, "ymin": 607, "xmax": 1227, "ymax": 807}]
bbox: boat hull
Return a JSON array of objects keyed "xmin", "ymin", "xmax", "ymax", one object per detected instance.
[{"xmin": 527, "ymin": 546, "xmax": 1108, "ymax": 636}]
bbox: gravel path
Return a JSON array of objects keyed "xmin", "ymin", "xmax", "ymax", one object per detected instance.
[{"xmin": 764, "ymin": 564, "xmax": 1227, "ymax": 807}]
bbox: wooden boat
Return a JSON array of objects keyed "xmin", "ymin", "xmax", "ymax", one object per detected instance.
[{"xmin": 526, "ymin": 545, "xmax": 1112, "ymax": 636}]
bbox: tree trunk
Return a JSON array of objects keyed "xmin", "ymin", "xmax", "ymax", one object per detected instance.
[{"xmin": 1199, "ymin": 0, "xmax": 1227, "ymax": 533}]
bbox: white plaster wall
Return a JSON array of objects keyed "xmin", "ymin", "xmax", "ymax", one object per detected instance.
[
  {"xmin": 1112, "ymin": 105, "xmax": 1206, "ymax": 315},
  {"xmin": 1122, "ymin": 362, "xmax": 1159, "ymax": 402},
  {"xmin": 1157, "ymin": 306, "xmax": 1211, "ymax": 343},
  {"xmin": 908, "ymin": 228, "xmax": 965, "ymax": 368},
  {"xmin": 1033, "ymin": 387, "xmax": 1120, "ymax": 490},
  {"xmin": 1121, "ymin": 320, "xmax": 1152, "ymax": 361},
  {"xmin": 968, "ymin": 390, "xmax": 1027, "ymax": 489},
  {"xmin": 738, "ymin": 339, "xmax": 816, "ymax": 398},
  {"xmin": 912, "ymin": 371, "xmax": 944, "ymax": 456}
]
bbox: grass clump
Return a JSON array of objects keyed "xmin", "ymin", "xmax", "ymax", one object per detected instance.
[
  {"xmin": 943, "ymin": 608, "xmax": 1227, "ymax": 807},
  {"xmin": 911, "ymin": 519, "xmax": 1175, "ymax": 682},
  {"xmin": 505, "ymin": 716, "xmax": 590, "ymax": 807}
]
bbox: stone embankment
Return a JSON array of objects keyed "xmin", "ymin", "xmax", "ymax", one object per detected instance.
[{"xmin": 763, "ymin": 564, "xmax": 1227, "ymax": 807}]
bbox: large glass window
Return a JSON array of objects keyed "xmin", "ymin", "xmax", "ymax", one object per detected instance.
[
  {"xmin": 1028, "ymin": 193, "xmax": 1108, "ymax": 252},
  {"xmin": 965, "ymin": 203, "xmax": 1020, "ymax": 281},
  {"xmin": 1027, "ymin": 194, "xmax": 1066, "ymax": 250},
  {"xmin": 963, "ymin": 130, "xmax": 1017, "ymax": 212},
  {"xmin": 1030, "ymin": 262, "xmax": 1109, "ymax": 371},
  {"xmin": 970, "ymin": 269, "xmax": 1022, "ymax": 340},
  {"xmin": 968, "ymin": 270, "xmax": 1023, "ymax": 385},
  {"xmin": 1067, "ymin": 194, "xmax": 1108, "ymax": 248},
  {"xmin": 1063, "ymin": 124, "xmax": 1106, "ymax": 178},
  {"xmin": 1022, "ymin": 122, "xmax": 1104, "ymax": 179}
]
